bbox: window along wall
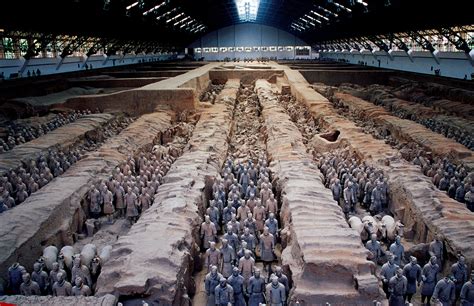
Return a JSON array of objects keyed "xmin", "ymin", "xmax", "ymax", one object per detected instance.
[{"xmin": 188, "ymin": 23, "xmax": 312, "ymax": 60}]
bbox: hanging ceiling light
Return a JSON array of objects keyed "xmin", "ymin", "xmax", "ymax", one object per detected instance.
[{"xmin": 235, "ymin": 0, "xmax": 260, "ymax": 22}]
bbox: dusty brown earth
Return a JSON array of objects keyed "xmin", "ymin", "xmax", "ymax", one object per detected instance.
[
  {"xmin": 337, "ymin": 83, "xmax": 474, "ymax": 146},
  {"xmin": 95, "ymin": 80, "xmax": 239, "ymax": 305},
  {"xmin": 2, "ymin": 63, "xmax": 473, "ymax": 306},
  {"xmin": 0, "ymin": 294, "xmax": 117, "ymax": 305},
  {"xmin": 279, "ymin": 66, "xmax": 474, "ymax": 269},
  {"xmin": 0, "ymin": 113, "xmax": 114, "ymax": 175},
  {"xmin": 0, "ymin": 110, "xmax": 174, "ymax": 279},
  {"xmin": 256, "ymin": 79, "xmax": 382, "ymax": 304},
  {"xmin": 11, "ymin": 87, "xmax": 123, "ymax": 106},
  {"xmin": 330, "ymin": 91, "xmax": 474, "ymax": 168}
]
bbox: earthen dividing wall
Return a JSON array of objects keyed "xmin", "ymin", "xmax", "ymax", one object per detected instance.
[
  {"xmin": 0, "ymin": 113, "xmax": 114, "ymax": 176},
  {"xmin": 56, "ymin": 63, "xmax": 221, "ymax": 115},
  {"xmin": 105, "ymin": 71, "xmax": 185, "ymax": 78},
  {"xmin": 68, "ymin": 77, "xmax": 167, "ymax": 88},
  {"xmin": 331, "ymin": 92, "xmax": 474, "ymax": 168},
  {"xmin": 0, "ymin": 294, "xmax": 117, "ymax": 305},
  {"xmin": 0, "ymin": 111, "xmax": 174, "ymax": 279},
  {"xmin": 344, "ymin": 85, "xmax": 474, "ymax": 139},
  {"xmin": 256, "ymin": 79, "xmax": 381, "ymax": 305},
  {"xmin": 279, "ymin": 65, "xmax": 474, "ymax": 268},
  {"xmin": 209, "ymin": 69, "xmax": 283, "ymax": 85},
  {"xmin": 95, "ymin": 79, "xmax": 240, "ymax": 305},
  {"xmin": 394, "ymin": 78, "xmax": 474, "ymax": 104},
  {"xmin": 390, "ymin": 83, "xmax": 474, "ymax": 120},
  {"xmin": 300, "ymin": 69, "xmax": 394, "ymax": 86}
]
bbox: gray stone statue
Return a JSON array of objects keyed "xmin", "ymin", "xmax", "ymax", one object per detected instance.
[
  {"xmin": 206, "ymin": 201, "xmax": 220, "ymax": 231},
  {"xmin": 388, "ymin": 268, "xmax": 407, "ymax": 306},
  {"xmin": 403, "ymin": 256, "xmax": 421, "ymax": 303},
  {"xmin": 429, "ymin": 234, "xmax": 444, "ymax": 268},
  {"xmin": 239, "ymin": 169, "xmax": 250, "ymax": 195},
  {"xmin": 223, "ymin": 227, "xmax": 239, "ymax": 257},
  {"xmin": 227, "ymin": 267, "xmax": 246, "ymax": 306},
  {"xmin": 465, "ymin": 186, "xmax": 474, "ymax": 211},
  {"xmin": 247, "ymin": 268, "xmax": 265, "ymax": 306},
  {"xmin": 238, "ymin": 250, "xmax": 255, "ymax": 285},
  {"xmin": 214, "ymin": 277, "xmax": 234, "ymax": 305},
  {"xmin": 102, "ymin": 186, "xmax": 114, "ymax": 224},
  {"xmin": 265, "ymin": 213, "xmax": 279, "ymax": 241},
  {"xmin": 8, "ymin": 262, "xmax": 25, "ymax": 294},
  {"xmin": 71, "ymin": 277, "xmax": 91, "ymax": 296},
  {"xmin": 52, "ymin": 272, "xmax": 72, "ymax": 296},
  {"xmin": 452, "ymin": 255, "xmax": 468, "ymax": 301},
  {"xmin": 460, "ymin": 272, "xmax": 474, "ymax": 305},
  {"xmin": 370, "ymin": 182, "xmax": 383, "ymax": 215},
  {"xmin": 205, "ymin": 242, "xmax": 222, "ymax": 272},
  {"xmin": 201, "ymin": 215, "xmax": 217, "ymax": 250},
  {"xmin": 20, "ymin": 273, "xmax": 41, "ymax": 296},
  {"xmin": 114, "ymin": 184, "xmax": 126, "ymax": 218},
  {"xmin": 331, "ymin": 179, "xmax": 342, "ymax": 202},
  {"xmin": 253, "ymin": 201, "xmax": 266, "ymax": 232},
  {"xmin": 389, "ymin": 235, "xmax": 405, "ymax": 266},
  {"xmin": 31, "ymin": 262, "xmax": 49, "ymax": 294},
  {"xmin": 220, "ymin": 238, "xmax": 235, "ymax": 278},
  {"xmin": 421, "ymin": 256, "xmax": 440, "ymax": 305},
  {"xmin": 433, "ymin": 275, "xmax": 456, "ymax": 306},
  {"xmin": 88, "ymin": 186, "xmax": 101, "ymax": 218},
  {"xmin": 366, "ymin": 234, "xmax": 382, "ymax": 264},
  {"xmin": 243, "ymin": 213, "xmax": 257, "ymax": 237},
  {"xmin": 71, "ymin": 257, "xmax": 92, "ymax": 287},
  {"xmin": 343, "ymin": 181, "xmax": 355, "ymax": 213},
  {"xmin": 259, "ymin": 226, "xmax": 275, "ymax": 274},
  {"xmin": 205, "ymin": 265, "xmax": 222, "ymax": 306},
  {"xmin": 223, "ymin": 202, "xmax": 236, "ymax": 227},
  {"xmin": 246, "ymin": 181, "xmax": 257, "ymax": 200},
  {"xmin": 381, "ymin": 254, "xmax": 398, "ymax": 299},
  {"xmin": 271, "ymin": 266, "xmax": 289, "ymax": 294},
  {"xmin": 241, "ymin": 227, "xmax": 256, "ymax": 253},
  {"xmin": 125, "ymin": 187, "xmax": 139, "ymax": 224},
  {"xmin": 266, "ymin": 275, "xmax": 286, "ymax": 306},
  {"xmin": 265, "ymin": 193, "xmax": 277, "ymax": 215}
]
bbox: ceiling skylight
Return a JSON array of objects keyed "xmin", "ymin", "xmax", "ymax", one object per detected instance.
[{"xmin": 235, "ymin": 0, "xmax": 260, "ymax": 22}]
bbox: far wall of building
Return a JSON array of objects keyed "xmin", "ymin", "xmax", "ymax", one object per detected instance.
[
  {"xmin": 188, "ymin": 23, "xmax": 312, "ymax": 61},
  {"xmin": 320, "ymin": 50, "xmax": 474, "ymax": 80},
  {"xmin": 0, "ymin": 54, "xmax": 173, "ymax": 80}
]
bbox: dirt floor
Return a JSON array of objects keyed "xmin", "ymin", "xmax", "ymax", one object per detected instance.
[{"xmin": 1, "ymin": 62, "xmax": 473, "ymax": 306}]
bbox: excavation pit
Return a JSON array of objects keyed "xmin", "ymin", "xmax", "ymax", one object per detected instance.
[{"xmin": 1, "ymin": 62, "xmax": 473, "ymax": 306}]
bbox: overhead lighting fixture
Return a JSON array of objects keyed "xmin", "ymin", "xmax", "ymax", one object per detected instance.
[
  {"xmin": 295, "ymin": 21, "xmax": 310, "ymax": 29},
  {"xmin": 292, "ymin": 23, "xmax": 306, "ymax": 31},
  {"xmin": 357, "ymin": 0, "xmax": 368, "ymax": 6},
  {"xmin": 301, "ymin": 17, "xmax": 316, "ymax": 27},
  {"xmin": 126, "ymin": 1, "xmax": 138, "ymax": 10},
  {"xmin": 317, "ymin": 6, "xmax": 338, "ymax": 17},
  {"xmin": 174, "ymin": 16, "xmax": 190, "ymax": 26},
  {"xmin": 291, "ymin": 25, "xmax": 302, "ymax": 32},
  {"xmin": 103, "ymin": 0, "xmax": 111, "ymax": 11},
  {"xmin": 143, "ymin": 1, "xmax": 166, "ymax": 16},
  {"xmin": 235, "ymin": 0, "xmax": 260, "ymax": 22},
  {"xmin": 156, "ymin": 7, "xmax": 177, "ymax": 20},
  {"xmin": 180, "ymin": 20, "xmax": 194, "ymax": 28},
  {"xmin": 310, "ymin": 10, "xmax": 329, "ymax": 21},
  {"xmin": 189, "ymin": 24, "xmax": 205, "ymax": 33},
  {"xmin": 166, "ymin": 12, "xmax": 184, "ymax": 23},
  {"xmin": 305, "ymin": 14, "xmax": 316, "ymax": 22},
  {"xmin": 332, "ymin": 2, "xmax": 352, "ymax": 13},
  {"xmin": 183, "ymin": 20, "xmax": 198, "ymax": 30}
]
